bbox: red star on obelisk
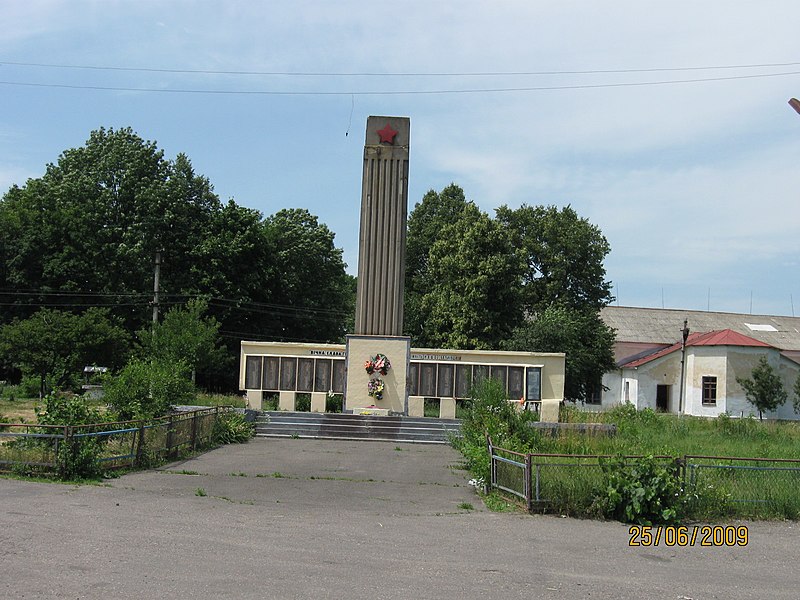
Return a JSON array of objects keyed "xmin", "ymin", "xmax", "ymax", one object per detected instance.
[{"xmin": 376, "ymin": 123, "xmax": 398, "ymax": 144}]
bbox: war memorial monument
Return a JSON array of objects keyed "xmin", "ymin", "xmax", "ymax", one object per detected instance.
[{"xmin": 240, "ymin": 117, "xmax": 564, "ymax": 419}]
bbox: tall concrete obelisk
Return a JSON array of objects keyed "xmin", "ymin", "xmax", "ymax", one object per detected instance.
[
  {"xmin": 345, "ymin": 116, "xmax": 411, "ymax": 414},
  {"xmin": 354, "ymin": 116, "xmax": 410, "ymax": 336}
]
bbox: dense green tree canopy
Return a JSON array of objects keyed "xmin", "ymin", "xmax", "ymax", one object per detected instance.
[
  {"xmin": 405, "ymin": 184, "xmax": 616, "ymax": 401},
  {"xmin": 411, "ymin": 202, "xmax": 524, "ymax": 349},
  {"xmin": 0, "ymin": 127, "xmax": 354, "ymax": 389},
  {"xmin": 503, "ymin": 305, "xmax": 616, "ymax": 401},
  {"xmin": 0, "ymin": 308, "xmax": 129, "ymax": 396},
  {"xmin": 495, "ymin": 204, "xmax": 613, "ymax": 312},
  {"xmin": 137, "ymin": 298, "xmax": 229, "ymax": 383}
]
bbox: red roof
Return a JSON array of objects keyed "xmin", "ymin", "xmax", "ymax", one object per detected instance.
[{"xmin": 621, "ymin": 329, "xmax": 771, "ymax": 368}]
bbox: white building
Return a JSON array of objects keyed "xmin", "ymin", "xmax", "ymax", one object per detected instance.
[{"xmin": 598, "ymin": 307, "xmax": 800, "ymax": 420}]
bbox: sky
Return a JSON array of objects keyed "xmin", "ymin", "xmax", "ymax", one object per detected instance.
[{"xmin": 2, "ymin": 1, "xmax": 800, "ymax": 317}]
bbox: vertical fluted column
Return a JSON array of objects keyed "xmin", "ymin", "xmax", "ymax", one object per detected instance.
[{"xmin": 354, "ymin": 116, "xmax": 410, "ymax": 336}]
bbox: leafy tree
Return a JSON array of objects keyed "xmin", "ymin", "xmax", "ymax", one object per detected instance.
[
  {"xmin": 408, "ymin": 201, "xmax": 524, "ymax": 349},
  {"xmin": 260, "ymin": 208, "xmax": 354, "ymax": 342},
  {"xmin": 104, "ymin": 358, "xmax": 195, "ymax": 420},
  {"xmin": 794, "ymin": 374, "xmax": 800, "ymax": 414},
  {"xmin": 404, "ymin": 184, "xmax": 617, "ymax": 398},
  {"xmin": 137, "ymin": 298, "xmax": 229, "ymax": 383},
  {"xmin": 0, "ymin": 127, "xmax": 354, "ymax": 389},
  {"xmin": 736, "ymin": 356, "xmax": 787, "ymax": 420},
  {"xmin": 0, "ymin": 308, "xmax": 129, "ymax": 397},
  {"xmin": 405, "ymin": 184, "xmax": 471, "ymax": 341},
  {"xmin": 495, "ymin": 204, "xmax": 613, "ymax": 312},
  {"xmin": 503, "ymin": 305, "xmax": 616, "ymax": 401}
]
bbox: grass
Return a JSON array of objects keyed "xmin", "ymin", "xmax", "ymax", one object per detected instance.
[
  {"xmin": 457, "ymin": 381, "xmax": 800, "ymax": 521},
  {"xmin": 192, "ymin": 393, "xmax": 246, "ymax": 409},
  {"xmin": 195, "ymin": 487, "xmax": 207, "ymax": 497},
  {"xmin": 546, "ymin": 407, "xmax": 800, "ymax": 459}
]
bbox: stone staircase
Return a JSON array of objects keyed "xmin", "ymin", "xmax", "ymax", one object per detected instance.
[{"xmin": 255, "ymin": 412, "xmax": 461, "ymax": 445}]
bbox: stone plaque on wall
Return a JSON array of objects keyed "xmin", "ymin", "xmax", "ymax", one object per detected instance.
[
  {"xmin": 437, "ymin": 363, "xmax": 454, "ymax": 398},
  {"xmin": 419, "ymin": 363, "xmax": 436, "ymax": 397},
  {"xmin": 408, "ymin": 363, "xmax": 419, "ymax": 396},
  {"xmin": 280, "ymin": 357, "xmax": 297, "ymax": 391},
  {"xmin": 297, "ymin": 358, "xmax": 314, "ymax": 392},
  {"xmin": 263, "ymin": 357, "xmax": 280, "ymax": 391},
  {"xmin": 314, "ymin": 359, "xmax": 331, "ymax": 392},
  {"xmin": 526, "ymin": 367, "xmax": 542, "ymax": 401},
  {"xmin": 473, "ymin": 365, "xmax": 489, "ymax": 385},
  {"xmin": 490, "ymin": 366, "xmax": 508, "ymax": 392},
  {"xmin": 245, "ymin": 356, "xmax": 262, "ymax": 389},
  {"xmin": 455, "ymin": 364, "xmax": 472, "ymax": 399},
  {"xmin": 508, "ymin": 367, "xmax": 524, "ymax": 400},
  {"xmin": 332, "ymin": 360, "xmax": 346, "ymax": 393}
]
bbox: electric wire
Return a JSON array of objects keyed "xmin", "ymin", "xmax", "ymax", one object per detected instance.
[
  {"xmin": 2, "ymin": 70, "xmax": 799, "ymax": 96},
  {"xmin": 3, "ymin": 59, "xmax": 799, "ymax": 77}
]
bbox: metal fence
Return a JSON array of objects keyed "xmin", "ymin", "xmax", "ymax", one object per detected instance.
[
  {"xmin": 684, "ymin": 455, "xmax": 800, "ymax": 518},
  {"xmin": 0, "ymin": 407, "xmax": 229, "ymax": 477},
  {"xmin": 487, "ymin": 439, "xmax": 800, "ymax": 516}
]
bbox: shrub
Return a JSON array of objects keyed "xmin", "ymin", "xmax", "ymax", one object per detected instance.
[
  {"xmin": 212, "ymin": 411, "xmax": 255, "ymax": 445},
  {"xmin": 452, "ymin": 378, "xmax": 540, "ymax": 483},
  {"xmin": 597, "ymin": 455, "xmax": 682, "ymax": 525},
  {"xmin": 295, "ymin": 393, "xmax": 311, "ymax": 412},
  {"xmin": 36, "ymin": 392, "xmax": 109, "ymax": 480},
  {"xmin": 104, "ymin": 358, "xmax": 196, "ymax": 420},
  {"xmin": 325, "ymin": 393, "xmax": 343, "ymax": 413}
]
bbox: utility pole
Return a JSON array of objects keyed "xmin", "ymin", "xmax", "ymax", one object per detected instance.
[
  {"xmin": 152, "ymin": 250, "xmax": 162, "ymax": 332},
  {"xmin": 678, "ymin": 319, "xmax": 690, "ymax": 414}
]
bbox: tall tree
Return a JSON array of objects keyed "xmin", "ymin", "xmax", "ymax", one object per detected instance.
[
  {"xmin": 409, "ymin": 201, "xmax": 524, "ymax": 349},
  {"xmin": 261, "ymin": 208, "xmax": 354, "ymax": 343},
  {"xmin": 0, "ymin": 127, "xmax": 354, "ymax": 388},
  {"xmin": 404, "ymin": 184, "xmax": 617, "ymax": 400},
  {"xmin": 736, "ymin": 356, "xmax": 787, "ymax": 420},
  {"xmin": 137, "ymin": 298, "xmax": 228, "ymax": 383},
  {"xmin": 495, "ymin": 204, "xmax": 613, "ymax": 312},
  {"xmin": 404, "ymin": 184, "xmax": 472, "ymax": 341},
  {"xmin": 503, "ymin": 305, "xmax": 616, "ymax": 401},
  {"xmin": 0, "ymin": 308, "xmax": 129, "ymax": 396}
]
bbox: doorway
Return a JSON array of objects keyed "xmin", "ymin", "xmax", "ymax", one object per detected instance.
[{"xmin": 656, "ymin": 385, "xmax": 670, "ymax": 412}]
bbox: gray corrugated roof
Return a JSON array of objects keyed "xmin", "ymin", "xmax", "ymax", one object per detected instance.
[{"xmin": 601, "ymin": 306, "xmax": 800, "ymax": 351}]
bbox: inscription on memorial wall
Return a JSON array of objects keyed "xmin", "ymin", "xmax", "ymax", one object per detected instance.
[
  {"xmin": 280, "ymin": 357, "xmax": 297, "ymax": 391},
  {"xmin": 297, "ymin": 358, "xmax": 314, "ymax": 392},
  {"xmin": 437, "ymin": 363, "xmax": 454, "ymax": 398},
  {"xmin": 245, "ymin": 356, "xmax": 262, "ymax": 389},
  {"xmin": 245, "ymin": 352, "xmax": 542, "ymax": 402},
  {"xmin": 332, "ymin": 360, "xmax": 346, "ymax": 394},
  {"xmin": 314, "ymin": 359, "xmax": 332, "ymax": 392},
  {"xmin": 263, "ymin": 357, "xmax": 280, "ymax": 390}
]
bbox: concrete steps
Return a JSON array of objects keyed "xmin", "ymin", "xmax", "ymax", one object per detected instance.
[{"xmin": 255, "ymin": 411, "xmax": 461, "ymax": 445}]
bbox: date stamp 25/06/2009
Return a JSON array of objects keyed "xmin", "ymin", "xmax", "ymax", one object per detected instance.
[{"xmin": 628, "ymin": 525, "xmax": 749, "ymax": 547}]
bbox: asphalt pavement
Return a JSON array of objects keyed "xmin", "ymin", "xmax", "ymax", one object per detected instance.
[{"xmin": 1, "ymin": 437, "xmax": 798, "ymax": 599}]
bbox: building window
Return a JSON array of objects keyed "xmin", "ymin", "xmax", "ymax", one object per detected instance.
[{"xmin": 702, "ymin": 376, "xmax": 717, "ymax": 405}]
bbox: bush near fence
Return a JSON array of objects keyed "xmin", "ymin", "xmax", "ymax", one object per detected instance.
[
  {"xmin": 0, "ymin": 407, "xmax": 242, "ymax": 479},
  {"xmin": 488, "ymin": 439, "xmax": 800, "ymax": 522}
]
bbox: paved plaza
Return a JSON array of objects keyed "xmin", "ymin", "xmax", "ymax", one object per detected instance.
[{"xmin": 1, "ymin": 438, "xmax": 798, "ymax": 599}]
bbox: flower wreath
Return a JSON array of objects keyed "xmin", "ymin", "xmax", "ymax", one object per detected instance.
[
  {"xmin": 367, "ymin": 377, "xmax": 385, "ymax": 400},
  {"xmin": 364, "ymin": 353, "xmax": 391, "ymax": 376}
]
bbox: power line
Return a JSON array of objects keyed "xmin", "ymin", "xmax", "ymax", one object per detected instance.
[
  {"xmin": 0, "ymin": 289, "xmax": 352, "ymax": 320},
  {"xmin": 3, "ymin": 59, "xmax": 799, "ymax": 77},
  {"xmin": 2, "ymin": 70, "xmax": 799, "ymax": 96}
]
